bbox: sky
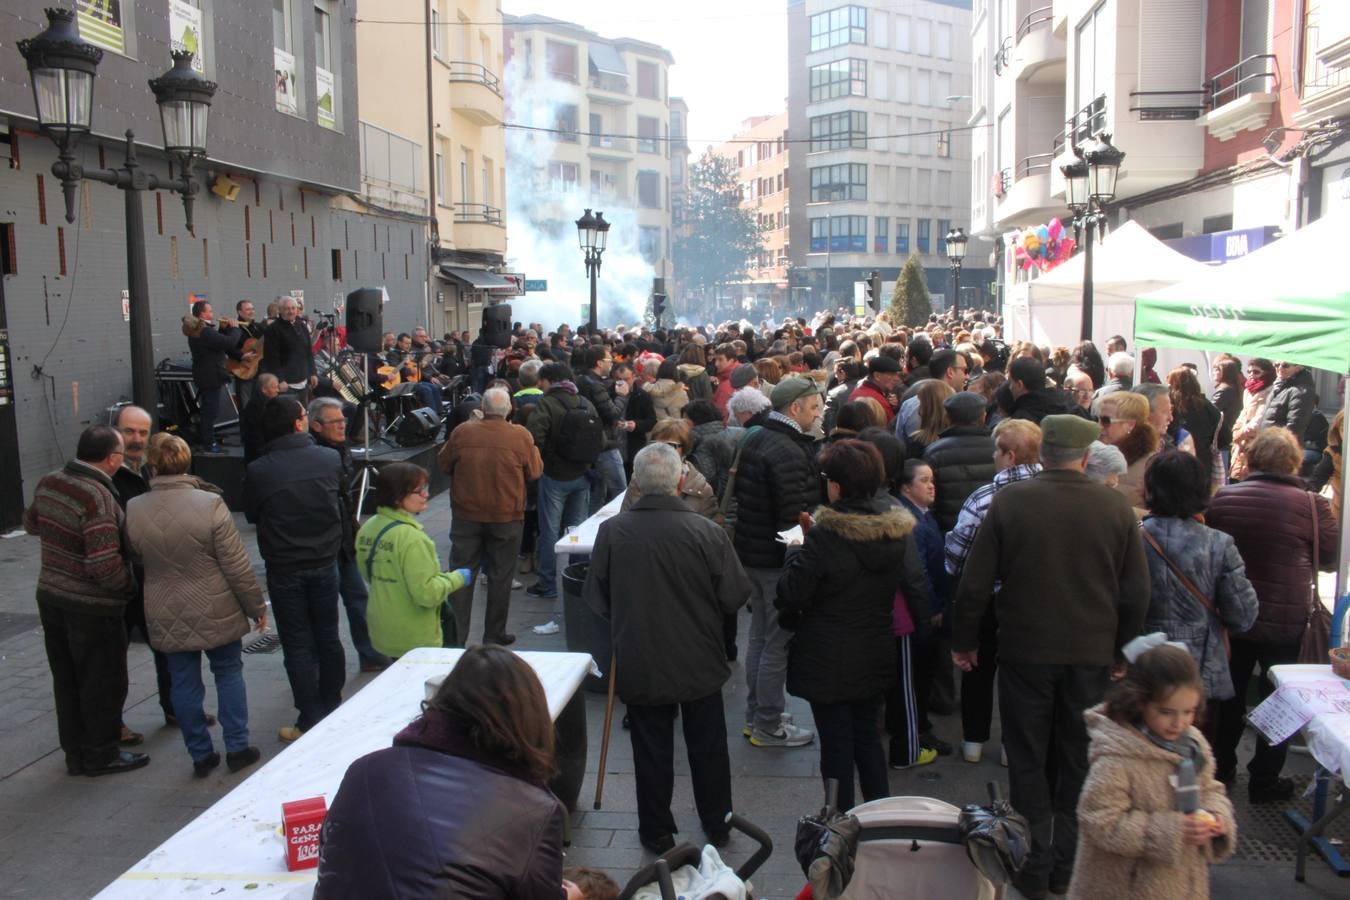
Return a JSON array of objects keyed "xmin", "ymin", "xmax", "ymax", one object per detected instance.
[{"xmin": 501, "ymin": 0, "xmax": 789, "ymax": 155}]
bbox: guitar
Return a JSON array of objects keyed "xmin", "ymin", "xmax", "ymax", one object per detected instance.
[{"xmin": 226, "ymin": 334, "xmax": 263, "ymax": 380}]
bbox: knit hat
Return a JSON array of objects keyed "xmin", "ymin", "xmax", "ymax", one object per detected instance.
[
  {"xmin": 770, "ymin": 374, "xmax": 822, "ymax": 410},
  {"xmin": 1041, "ymin": 414, "xmax": 1100, "ymax": 450},
  {"xmin": 730, "ymin": 363, "xmax": 757, "ymax": 390}
]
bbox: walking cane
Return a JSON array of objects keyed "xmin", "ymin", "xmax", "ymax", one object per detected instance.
[{"xmin": 593, "ymin": 651, "xmax": 618, "ymax": 810}]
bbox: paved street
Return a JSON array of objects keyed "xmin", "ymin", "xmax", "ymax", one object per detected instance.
[{"xmin": 0, "ymin": 496, "xmax": 1347, "ymax": 898}]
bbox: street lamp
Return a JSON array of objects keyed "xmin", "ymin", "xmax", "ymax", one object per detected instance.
[
  {"xmin": 944, "ymin": 226, "xmax": 968, "ymax": 319},
  {"xmin": 1060, "ymin": 133, "xmax": 1125, "ymax": 342},
  {"xmin": 575, "ymin": 208, "xmax": 609, "ymax": 334},
  {"xmin": 18, "ymin": 7, "xmax": 216, "ymax": 415}
]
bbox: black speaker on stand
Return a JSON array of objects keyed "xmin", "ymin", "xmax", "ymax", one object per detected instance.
[
  {"xmin": 481, "ymin": 303, "xmax": 512, "ymax": 349},
  {"xmin": 346, "ymin": 288, "xmax": 384, "ymax": 353}
]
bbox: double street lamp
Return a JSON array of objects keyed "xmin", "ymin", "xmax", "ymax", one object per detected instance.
[
  {"xmin": 575, "ymin": 208, "xmax": 610, "ymax": 335},
  {"xmin": 943, "ymin": 226, "xmax": 968, "ymax": 319},
  {"xmin": 18, "ymin": 7, "xmax": 216, "ymax": 414},
  {"xmin": 1060, "ymin": 133, "xmax": 1125, "ymax": 342}
]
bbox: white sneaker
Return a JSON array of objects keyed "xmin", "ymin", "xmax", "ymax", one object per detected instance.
[
  {"xmin": 961, "ymin": 741, "xmax": 983, "ymax": 763},
  {"xmin": 1000, "ymin": 745, "xmax": 1008, "ymax": 767},
  {"xmin": 511, "ymin": 579, "xmax": 524, "ymax": 590},
  {"xmin": 532, "ymin": 620, "xmax": 560, "ymax": 635},
  {"xmin": 749, "ymin": 722, "xmax": 815, "ymax": 747}
]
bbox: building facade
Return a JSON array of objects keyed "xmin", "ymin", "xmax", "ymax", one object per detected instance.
[
  {"xmin": 0, "ymin": 2, "xmax": 428, "ymax": 522},
  {"xmin": 713, "ymin": 113, "xmax": 791, "ymax": 313},
  {"xmin": 787, "ymin": 0, "xmax": 992, "ymax": 314}
]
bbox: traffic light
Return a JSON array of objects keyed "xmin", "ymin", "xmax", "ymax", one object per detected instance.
[
  {"xmin": 652, "ymin": 293, "xmax": 668, "ymax": 320},
  {"xmin": 866, "ymin": 270, "xmax": 882, "ymax": 313}
]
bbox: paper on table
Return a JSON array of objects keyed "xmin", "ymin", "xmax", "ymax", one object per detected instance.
[
  {"xmin": 776, "ymin": 525, "xmax": 804, "ymax": 546},
  {"xmin": 1247, "ymin": 685, "xmax": 1315, "ymax": 745}
]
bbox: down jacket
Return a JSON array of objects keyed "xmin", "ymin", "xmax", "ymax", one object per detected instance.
[
  {"xmin": 645, "ymin": 377, "xmax": 688, "ymax": 421},
  {"xmin": 1139, "ymin": 517, "xmax": 1258, "ymax": 700},
  {"xmin": 922, "ymin": 424, "xmax": 996, "ymax": 532},
  {"xmin": 776, "ymin": 498, "xmax": 927, "ymax": 704},
  {"xmin": 125, "ymin": 475, "xmax": 265, "ymax": 652},
  {"xmin": 1068, "ymin": 707, "xmax": 1235, "ymax": 900},
  {"xmin": 733, "ymin": 416, "xmax": 822, "ymax": 568},
  {"xmin": 1206, "ymin": 473, "xmax": 1338, "ymax": 645},
  {"xmin": 1258, "ymin": 365, "xmax": 1318, "ymax": 442}
]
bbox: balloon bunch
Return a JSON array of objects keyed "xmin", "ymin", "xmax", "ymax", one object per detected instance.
[{"xmin": 1012, "ymin": 217, "xmax": 1077, "ymax": 273}]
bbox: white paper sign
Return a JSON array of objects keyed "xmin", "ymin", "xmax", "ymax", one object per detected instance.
[
  {"xmin": 274, "ymin": 47, "xmax": 298, "ymax": 115},
  {"xmin": 169, "ymin": 0, "xmax": 205, "ymax": 73},
  {"xmin": 1247, "ymin": 685, "xmax": 1314, "ymax": 745},
  {"xmin": 315, "ymin": 66, "xmax": 336, "ymax": 129}
]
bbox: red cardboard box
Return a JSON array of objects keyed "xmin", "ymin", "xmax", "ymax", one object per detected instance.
[{"xmin": 281, "ymin": 796, "xmax": 328, "ymax": 870}]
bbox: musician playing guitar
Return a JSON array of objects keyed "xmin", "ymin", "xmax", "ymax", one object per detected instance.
[
  {"xmin": 185, "ymin": 300, "xmax": 252, "ymax": 453},
  {"xmin": 387, "ymin": 332, "xmax": 441, "ymax": 412},
  {"xmin": 231, "ymin": 299, "xmax": 267, "ymax": 407}
]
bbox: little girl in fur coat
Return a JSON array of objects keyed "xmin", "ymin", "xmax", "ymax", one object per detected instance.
[{"xmin": 1068, "ymin": 639, "xmax": 1236, "ymax": 900}]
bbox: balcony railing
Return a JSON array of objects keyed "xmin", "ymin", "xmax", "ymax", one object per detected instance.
[
  {"xmin": 1129, "ymin": 89, "xmax": 1207, "ymax": 120},
  {"xmin": 1015, "ymin": 152, "xmax": 1054, "ymax": 180},
  {"xmin": 588, "ymin": 72, "xmax": 629, "ymax": 94},
  {"xmin": 1052, "ymin": 95, "xmax": 1107, "ymax": 154},
  {"xmin": 1206, "ymin": 53, "xmax": 1278, "ymax": 108},
  {"xmin": 589, "ymin": 133, "xmax": 631, "ymax": 151},
  {"xmin": 994, "ymin": 37, "xmax": 1011, "ymax": 75},
  {"xmin": 446, "ymin": 61, "xmax": 500, "ymax": 94},
  {"xmin": 1016, "ymin": 6, "xmax": 1054, "ymax": 44},
  {"xmin": 454, "ymin": 202, "xmax": 503, "ymax": 225}
]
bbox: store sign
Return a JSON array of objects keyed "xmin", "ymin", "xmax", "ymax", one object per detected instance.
[
  {"xmin": 274, "ymin": 48, "xmax": 298, "ymax": 115},
  {"xmin": 77, "ymin": 0, "xmax": 124, "ymax": 54},
  {"xmin": 169, "ymin": 0, "xmax": 205, "ymax": 74},
  {"xmin": 1164, "ymin": 226, "xmax": 1280, "ymax": 265},
  {"xmin": 315, "ymin": 66, "xmax": 336, "ymax": 129},
  {"xmin": 524, "ymin": 279, "xmax": 548, "ymax": 292}
]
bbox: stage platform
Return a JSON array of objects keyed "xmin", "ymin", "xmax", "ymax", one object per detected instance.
[{"xmin": 192, "ymin": 438, "xmax": 448, "ymax": 512}]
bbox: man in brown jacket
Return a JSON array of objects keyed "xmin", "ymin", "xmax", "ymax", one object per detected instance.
[{"xmin": 438, "ymin": 387, "xmax": 543, "ymax": 645}]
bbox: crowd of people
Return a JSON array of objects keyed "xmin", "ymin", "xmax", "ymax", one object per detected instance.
[{"xmin": 22, "ymin": 303, "xmax": 1346, "ymax": 898}]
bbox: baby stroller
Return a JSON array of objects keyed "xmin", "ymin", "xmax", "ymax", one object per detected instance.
[
  {"xmin": 794, "ymin": 781, "xmax": 1030, "ymax": 899},
  {"xmin": 616, "ymin": 812, "xmax": 774, "ymax": 899}
]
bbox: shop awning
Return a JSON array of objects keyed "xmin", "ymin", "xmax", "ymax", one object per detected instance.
[
  {"xmin": 438, "ymin": 265, "xmax": 516, "ymax": 292},
  {"xmin": 588, "ymin": 44, "xmax": 627, "ymax": 78}
]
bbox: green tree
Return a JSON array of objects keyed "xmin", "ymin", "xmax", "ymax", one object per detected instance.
[
  {"xmin": 888, "ymin": 255, "xmax": 931, "ymax": 327},
  {"xmin": 673, "ymin": 151, "xmax": 763, "ymax": 312}
]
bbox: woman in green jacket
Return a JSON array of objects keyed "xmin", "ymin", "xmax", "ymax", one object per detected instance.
[{"xmin": 356, "ymin": 463, "xmax": 470, "ymax": 655}]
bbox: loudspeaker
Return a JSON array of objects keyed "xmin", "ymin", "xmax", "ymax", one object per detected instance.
[
  {"xmin": 210, "ymin": 175, "xmax": 241, "ymax": 201},
  {"xmin": 346, "ymin": 288, "xmax": 383, "ymax": 353},
  {"xmin": 481, "ymin": 303, "xmax": 512, "ymax": 349},
  {"xmin": 392, "ymin": 407, "xmax": 441, "ymax": 446}
]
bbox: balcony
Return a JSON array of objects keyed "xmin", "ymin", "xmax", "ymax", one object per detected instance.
[
  {"xmin": 453, "ymin": 202, "xmax": 503, "ymax": 226},
  {"xmin": 1051, "ymin": 95, "xmax": 1107, "ymax": 155},
  {"xmin": 588, "ymin": 132, "xmax": 632, "ymax": 155},
  {"xmin": 1201, "ymin": 54, "xmax": 1278, "ymax": 140},
  {"xmin": 587, "ymin": 71, "xmax": 631, "ymax": 100},
  {"xmin": 994, "ymin": 152, "xmax": 1060, "ymax": 227},
  {"xmin": 447, "ymin": 62, "xmax": 502, "ymax": 126},
  {"xmin": 1007, "ymin": 6, "xmax": 1065, "ymax": 84}
]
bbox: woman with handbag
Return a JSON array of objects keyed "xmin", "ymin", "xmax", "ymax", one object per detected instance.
[
  {"xmin": 1138, "ymin": 451, "xmax": 1258, "ymax": 744},
  {"xmin": 1205, "ymin": 427, "xmax": 1339, "ymax": 802}
]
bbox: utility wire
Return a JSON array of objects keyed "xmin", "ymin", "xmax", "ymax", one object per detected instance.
[{"xmin": 502, "ymin": 120, "xmax": 988, "ymax": 146}]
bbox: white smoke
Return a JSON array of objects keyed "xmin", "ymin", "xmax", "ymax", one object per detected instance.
[{"xmin": 503, "ymin": 55, "xmax": 656, "ymax": 331}]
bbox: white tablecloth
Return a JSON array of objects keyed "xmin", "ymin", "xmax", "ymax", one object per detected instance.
[
  {"xmin": 94, "ymin": 648, "xmax": 595, "ymax": 899},
  {"xmin": 554, "ymin": 491, "xmax": 625, "ymax": 557},
  {"xmin": 1268, "ymin": 664, "xmax": 1350, "ymax": 779}
]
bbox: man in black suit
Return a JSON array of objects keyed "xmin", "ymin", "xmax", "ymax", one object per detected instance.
[
  {"xmin": 187, "ymin": 300, "xmax": 244, "ymax": 453},
  {"xmin": 261, "ymin": 296, "xmax": 317, "ymax": 405}
]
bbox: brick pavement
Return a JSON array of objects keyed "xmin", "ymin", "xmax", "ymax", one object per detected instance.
[{"xmin": 0, "ymin": 500, "xmax": 1346, "ymax": 898}]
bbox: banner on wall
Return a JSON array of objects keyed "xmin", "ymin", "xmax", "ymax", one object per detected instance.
[
  {"xmin": 274, "ymin": 48, "xmax": 298, "ymax": 115},
  {"xmin": 169, "ymin": 0, "xmax": 205, "ymax": 73},
  {"xmin": 77, "ymin": 0, "xmax": 125, "ymax": 54},
  {"xmin": 315, "ymin": 66, "xmax": 336, "ymax": 129}
]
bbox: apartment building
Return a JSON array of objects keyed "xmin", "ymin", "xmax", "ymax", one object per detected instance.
[
  {"xmin": 0, "ymin": 2, "xmax": 427, "ymax": 521},
  {"xmin": 714, "ymin": 112, "xmax": 791, "ymax": 310},
  {"xmin": 503, "ymin": 15, "xmax": 677, "ymax": 285},
  {"xmin": 787, "ymin": 0, "xmax": 992, "ymax": 313},
  {"xmin": 353, "ymin": 0, "xmax": 512, "ymax": 335}
]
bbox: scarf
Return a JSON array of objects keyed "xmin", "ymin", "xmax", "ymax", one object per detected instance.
[
  {"xmin": 1244, "ymin": 374, "xmax": 1273, "ymax": 395},
  {"xmin": 1136, "ymin": 722, "xmax": 1207, "ymax": 777}
]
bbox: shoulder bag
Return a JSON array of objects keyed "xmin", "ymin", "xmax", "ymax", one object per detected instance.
[
  {"xmin": 1298, "ymin": 492, "xmax": 1331, "ymax": 663},
  {"xmin": 1140, "ymin": 526, "xmax": 1231, "ymax": 659},
  {"xmin": 716, "ymin": 426, "xmax": 761, "ymax": 538}
]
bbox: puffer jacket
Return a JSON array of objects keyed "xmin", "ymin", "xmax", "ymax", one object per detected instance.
[
  {"xmin": 733, "ymin": 416, "xmax": 822, "ymax": 568},
  {"xmin": 678, "ymin": 363, "xmax": 713, "ymax": 402},
  {"xmin": 645, "ymin": 378, "xmax": 688, "ymax": 421},
  {"xmin": 1258, "ymin": 365, "xmax": 1318, "ymax": 442},
  {"xmin": 1068, "ymin": 706, "xmax": 1235, "ymax": 900},
  {"xmin": 776, "ymin": 498, "xmax": 925, "ymax": 704},
  {"xmin": 1139, "ymin": 517, "xmax": 1258, "ymax": 700},
  {"xmin": 526, "ymin": 384, "xmax": 599, "ymax": 481},
  {"xmin": 244, "ymin": 432, "xmax": 343, "ymax": 572},
  {"xmin": 125, "ymin": 475, "xmax": 265, "ymax": 652},
  {"xmin": 575, "ymin": 370, "xmax": 623, "ymax": 451},
  {"xmin": 922, "ymin": 424, "xmax": 996, "ymax": 532},
  {"xmin": 1228, "ymin": 383, "xmax": 1273, "ymax": 481},
  {"xmin": 315, "ymin": 709, "xmax": 565, "ymax": 899},
  {"xmin": 689, "ymin": 421, "xmax": 743, "ymax": 498},
  {"xmin": 1206, "ymin": 473, "xmax": 1338, "ymax": 645}
]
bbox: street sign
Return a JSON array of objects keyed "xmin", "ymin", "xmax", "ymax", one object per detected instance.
[{"xmin": 524, "ymin": 279, "xmax": 547, "ymax": 292}]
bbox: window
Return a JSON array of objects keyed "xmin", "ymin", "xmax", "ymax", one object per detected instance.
[
  {"xmin": 460, "ymin": 149, "xmax": 472, "ymax": 204},
  {"xmin": 555, "ymin": 104, "xmax": 579, "ymax": 142},
  {"xmin": 937, "ymin": 22, "xmax": 952, "ymax": 59},
  {"xmin": 916, "ymin": 69, "xmax": 931, "ymax": 106},
  {"xmin": 874, "ymin": 217, "xmax": 889, "ymax": 254},
  {"xmin": 916, "ymin": 168, "xmax": 931, "ymax": 204},
  {"xmin": 917, "ymin": 218, "xmax": 931, "ymax": 254},
  {"xmin": 936, "ymin": 72, "xmax": 951, "ymax": 104},
  {"xmin": 894, "ymin": 166, "xmax": 911, "ymax": 203},
  {"xmin": 915, "ymin": 118, "xmax": 932, "ymax": 155},
  {"xmin": 1202, "ymin": 214, "xmax": 1234, "ymax": 234},
  {"xmin": 809, "ymin": 59, "xmax": 867, "ymax": 102},
  {"xmin": 637, "ymin": 116, "xmax": 660, "ymax": 153},
  {"xmin": 314, "ymin": 3, "xmax": 331, "ymax": 69},
  {"xmin": 637, "ymin": 60, "xmax": 659, "ymax": 99},
  {"xmin": 895, "ymin": 67, "xmax": 910, "ymax": 103},
  {"xmin": 672, "ymin": 155, "xmax": 685, "ymax": 184},
  {"xmin": 915, "ymin": 18, "xmax": 931, "ymax": 55},
  {"xmin": 435, "ymin": 151, "xmax": 445, "ymax": 202},
  {"xmin": 314, "ymin": 1, "xmax": 338, "ymax": 129},
  {"xmin": 937, "ymin": 219, "xmax": 951, "ymax": 247},
  {"xmin": 936, "ymin": 129, "xmax": 951, "ymax": 158},
  {"xmin": 808, "ymin": 216, "xmax": 867, "ymax": 252},
  {"xmin": 431, "ymin": 7, "xmax": 442, "ymax": 57},
  {"xmin": 809, "ymin": 111, "xmax": 867, "ymax": 152},
  {"xmin": 546, "ymin": 40, "xmax": 578, "ymax": 82},
  {"xmin": 810, "ymin": 163, "xmax": 867, "ymax": 202},
  {"xmin": 637, "ymin": 171, "xmax": 661, "ymax": 208},
  {"xmin": 809, "ymin": 5, "xmax": 867, "ymax": 52},
  {"xmin": 1076, "ymin": 4, "xmax": 1107, "ymax": 111},
  {"xmin": 671, "ymin": 109, "xmax": 684, "ymax": 139},
  {"xmin": 0, "ymin": 223, "xmax": 16, "ymax": 275},
  {"xmin": 935, "ymin": 170, "xmax": 951, "ymax": 202},
  {"xmin": 482, "ymin": 158, "xmax": 493, "ymax": 205},
  {"xmin": 639, "ymin": 225, "xmax": 661, "ymax": 263},
  {"xmin": 547, "ymin": 161, "xmax": 579, "ymax": 188},
  {"xmin": 273, "ymin": 0, "xmax": 292, "ymax": 50},
  {"xmin": 894, "ymin": 116, "xmax": 911, "ymax": 154},
  {"xmin": 876, "ymin": 11, "xmax": 890, "ymax": 48},
  {"xmin": 895, "ymin": 15, "xmax": 910, "ymax": 51},
  {"xmin": 874, "ymin": 165, "xmax": 889, "ymax": 202},
  {"xmin": 523, "ymin": 38, "xmax": 533, "ymax": 77},
  {"xmin": 872, "ymin": 61, "xmax": 889, "ymax": 100},
  {"xmin": 896, "ymin": 220, "xmax": 910, "ymax": 254}
]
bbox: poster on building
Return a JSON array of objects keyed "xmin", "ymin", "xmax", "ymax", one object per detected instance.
[
  {"xmin": 315, "ymin": 66, "xmax": 336, "ymax": 129},
  {"xmin": 77, "ymin": 0, "xmax": 125, "ymax": 54},
  {"xmin": 188, "ymin": 292, "xmax": 208, "ymax": 312},
  {"xmin": 274, "ymin": 47, "xmax": 298, "ymax": 115},
  {"xmin": 121, "ymin": 289, "xmax": 130, "ymax": 323},
  {"xmin": 169, "ymin": 0, "xmax": 205, "ymax": 74}
]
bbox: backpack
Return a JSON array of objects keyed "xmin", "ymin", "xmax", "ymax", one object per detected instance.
[{"xmin": 549, "ymin": 394, "xmax": 605, "ymax": 463}]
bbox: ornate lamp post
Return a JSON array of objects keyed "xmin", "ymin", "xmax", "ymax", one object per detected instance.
[
  {"xmin": 944, "ymin": 226, "xmax": 968, "ymax": 319},
  {"xmin": 1060, "ymin": 133, "xmax": 1124, "ymax": 342},
  {"xmin": 575, "ymin": 208, "xmax": 609, "ymax": 334},
  {"xmin": 18, "ymin": 8, "xmax": 217, "ymax": 413}
]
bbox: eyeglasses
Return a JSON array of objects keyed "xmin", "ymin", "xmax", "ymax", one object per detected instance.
[
  {"xmin": 1098, "ymin": 416, "xmax": 1112, "ymax": 426},
  {"xmin": 318, "ymin": 417, "xmax": 346, "ymax": 426}
]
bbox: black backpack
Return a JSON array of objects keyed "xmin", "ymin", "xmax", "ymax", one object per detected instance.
[{"xmin": 549, "ymin": 395, "xmax": 605, "ymax": 463}]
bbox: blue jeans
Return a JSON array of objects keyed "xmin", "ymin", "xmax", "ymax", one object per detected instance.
[
  {"xmin": 267, "ymin": 564, "xmax": 346, "ymax": 731},
  {"xmin": 337, "ymin": 555, "xmax": 385, "ymax": 667},
  {"xmin": 534, "ymin": 474, "xmax": 591, "ymax": 595},
  {"xmin": 165, "ymin": 641, "xmax": 249, "ymax": 763},
  {"xmin": 589, "ymin": 448, "xmax": 627, "ymax": 514}
]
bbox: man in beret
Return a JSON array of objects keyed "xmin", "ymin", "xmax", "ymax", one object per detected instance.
[
  {"xmin": 951, "ymin": 414, "xmax": 1148, "ymax": 899},
  {"xmin": 729, "ymin": 363, "xmax": 758, "ymax": 394},
  {"xmin": 848, "ymin": 355, "xmax": 902, "ymax": 424}
]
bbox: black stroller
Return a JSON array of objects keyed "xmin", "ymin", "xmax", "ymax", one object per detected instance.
[{"xmin": 616, "ymin": 812, "xmax": 774, "ymax": 899}]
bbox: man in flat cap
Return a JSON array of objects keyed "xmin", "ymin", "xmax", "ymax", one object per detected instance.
[
  {"xmin": 729, "ymin": 363, "xmax": 759, "ymax": 395},
  {"xmin": 848, "ymin": 355, "xmax": 902, "ymax": 425},
  {"xmin": 951, "ymin": 414, "xmax": 1148, "ymax": 899}
]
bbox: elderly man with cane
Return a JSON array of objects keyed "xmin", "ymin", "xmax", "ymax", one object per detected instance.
[{"xmin": 585, "ymin": 442, "xmax": 751, "ymax": 854}]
